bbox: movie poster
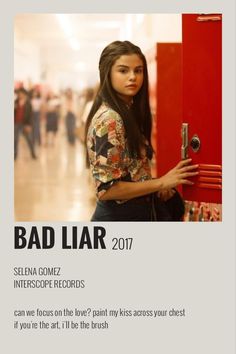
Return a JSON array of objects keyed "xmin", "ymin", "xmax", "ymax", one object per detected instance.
[{"xmin": 1, "ymin": 1, "xmax": 235, "ymax": 353}]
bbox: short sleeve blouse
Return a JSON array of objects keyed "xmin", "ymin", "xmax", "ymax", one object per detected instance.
[{"xmin": 87, "ymin": 103, "xmax": 152, "ymax": 200}]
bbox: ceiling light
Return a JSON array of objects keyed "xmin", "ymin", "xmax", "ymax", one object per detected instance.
[
  {"xmin": 55, "ymin": 14, "xmax": 73, "ymax": 38},
  {"xmin": 55, "ymin": 14, "xmax": 80, "ymax": 51},
  {"xmin": 93, "ymin": 21, "xmax": 121, "ymax": 29}
]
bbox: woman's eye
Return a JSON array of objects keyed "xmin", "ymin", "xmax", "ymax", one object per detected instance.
[{"xmin": 118, "ymin": 68, "xmax": 143, "ymax": 74}]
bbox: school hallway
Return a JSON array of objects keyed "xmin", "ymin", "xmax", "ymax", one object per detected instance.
[{"xmin": 14, "ymin": 127, "xmax": 96, "ymax": 221}]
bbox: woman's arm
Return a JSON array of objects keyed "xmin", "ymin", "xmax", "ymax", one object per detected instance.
[{"xmin": 99, "ymin": 158, "xmax": 199, "ymax": 201}]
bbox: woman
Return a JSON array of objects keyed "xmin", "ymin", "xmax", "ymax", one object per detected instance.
[
  {"xmin": 64, "ymin": 88, "xmax": 76, "ymax": 145},
  {"xmin": 14, "ymin": 87, "xmax": 37, "ymax": 160},
  {"xmin": 85, "ymin": 41, "xmax": 198, "ymax": 221},
  {"xmin": 31, "ymin": 89, "xmax": 42, "ymax": 146},
  {"xmin": 45, "ymin": 92, "xmax": 60, "ymax": 146}
]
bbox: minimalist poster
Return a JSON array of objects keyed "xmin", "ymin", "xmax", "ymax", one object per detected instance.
[{"xmin": 1, "ymin": 1, "xmax": 235, "ymax": 353}]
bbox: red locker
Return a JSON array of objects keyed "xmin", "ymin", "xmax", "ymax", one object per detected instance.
[
  {"xmin": 147, "ymin": 14, "xmax": 222, "ymax": 205},
  {"xmin": 147, "ymin": 43, "xmax": 182, "ymax": 179},
  {"xmin": 146, "ymin": 45, "xmax": 158, "ymax": 177},
  {"xmin": 182, "ymin": 14, "xmax": 222, "ymax": 203}
]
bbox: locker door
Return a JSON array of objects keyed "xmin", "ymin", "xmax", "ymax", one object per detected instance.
[
  {"xmin": 147, "ymin": 43, "xmax": 182, "ymax": 179},
  {"xmin": 182, "ymin": 14, "xmax": 222, "ymax": 203},
  {"xmin": 155, "ymin": 43, "xmax": 182, "ymax": 178},
  {"xmin": 146, "ymin": 45, "xmax": 158, "ymax": 177}
]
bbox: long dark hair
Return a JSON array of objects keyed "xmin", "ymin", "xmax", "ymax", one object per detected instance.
[{"xmin": 85, "ymin": 40, "xmax": 153, "ymax": 160}]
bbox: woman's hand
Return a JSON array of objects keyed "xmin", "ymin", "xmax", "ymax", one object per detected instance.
[
  {"xmin": 99, "ymin": 159, "xmax": 198, "ymax": 201},
  {"xmin": 159, "ymin": 158, "xmax": 199, "ymax": 191}
]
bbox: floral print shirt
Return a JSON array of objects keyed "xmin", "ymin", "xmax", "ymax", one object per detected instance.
[{"xmin": 87, "ymin": 103, "xmax": 152, "ymax": 201}]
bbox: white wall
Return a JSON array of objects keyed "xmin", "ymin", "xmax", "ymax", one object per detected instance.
[
  {"xmin": 131, "ymin": 14, "xmax": 182, "ymax": 52},
  {"xmin": 14, "ymin": 29, "xmax": 41, "ymax": 86}
]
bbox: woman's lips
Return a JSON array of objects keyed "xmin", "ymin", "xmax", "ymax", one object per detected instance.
[{"xmin": 126, "ymin": 84, "xmax": 137, "ymax": 88}]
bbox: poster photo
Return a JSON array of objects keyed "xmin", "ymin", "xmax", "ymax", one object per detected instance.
[{"xmin": 1, "ymin": 0, "xmax": 235, "ymax": 353}]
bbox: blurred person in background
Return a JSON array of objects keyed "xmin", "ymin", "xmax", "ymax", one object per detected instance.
[
  {"xmin": 30, "ymin": 89, "xmax": 42, "ymax": 146},
  {"xmin": 14, "ymin": 87, "xmax": 37, "ymax": 160},
  {"xmin": 64, "ymin": 88, "xmax": 76, "ymax": 145},
  {"xmin": 85, "ymin": 40, "xmax": 199, "ymax": 221},
  {"xmin": 77, "ymin": 86, "xmax": 97, "ymax": 143},
  {"xmin": 45, "ymin": 92, "xmax": 60, "ymax": 146}
]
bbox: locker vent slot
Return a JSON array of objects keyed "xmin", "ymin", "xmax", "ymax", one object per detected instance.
[{"xmin": 197, "ymin": 164, "xmax": 222, "ymax": 190}]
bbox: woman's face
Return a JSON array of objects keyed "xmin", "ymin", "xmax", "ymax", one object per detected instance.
[{"xmin": 110, "ymin": 54, "xmax": 144, "ymax": 104}]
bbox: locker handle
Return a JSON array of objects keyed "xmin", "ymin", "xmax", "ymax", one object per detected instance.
[
  {"xmin": 181, "ymin": 123, "xmax": 189, "ymax": 159},
  {"xmin": 197, "ymin": 15, "xmax": 221, "ymax": 22}
]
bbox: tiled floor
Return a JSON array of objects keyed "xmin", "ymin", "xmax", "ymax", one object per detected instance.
[{"xmin": 14, "ymin": 126, "xmax": 96, "ymax": 221}]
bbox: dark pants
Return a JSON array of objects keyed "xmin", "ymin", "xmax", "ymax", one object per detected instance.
[
  {"xmin": 65, "ymin": 112, "xmax": 76, "ymax": 145},
  {"xmin": 91, "ymin": 191, "xmax": 185, "ymax": 222},
  {"xmin": 14, "ymin": 123, "xmax": 36, "ymax": 159},
  {"xmin": 32, "ymin": 111, "xmax": 41, "ymax": 145}
]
